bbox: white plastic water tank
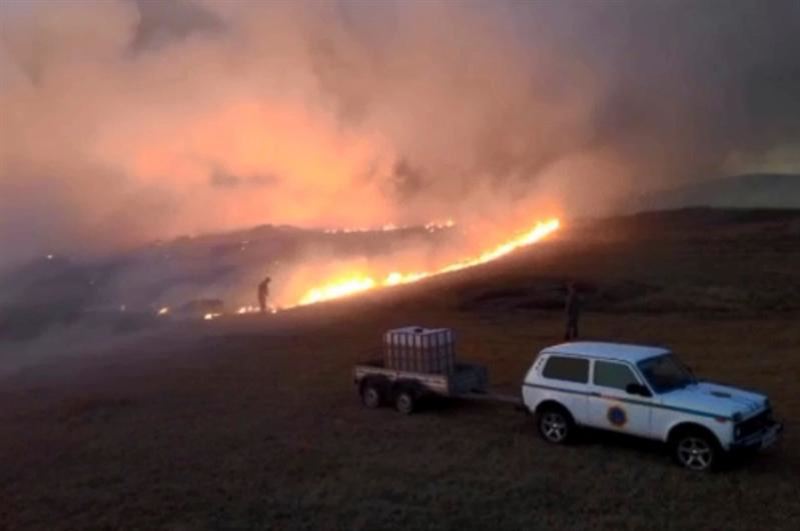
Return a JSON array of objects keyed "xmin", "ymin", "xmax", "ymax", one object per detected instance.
[{"xmin": 383, "ymin": 326, "xmax": 455, "ymax": 374}]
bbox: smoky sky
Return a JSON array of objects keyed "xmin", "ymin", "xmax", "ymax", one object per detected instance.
[{"xmin": 1, "ymin": 0, "xmax": 799, "ymax": 269}]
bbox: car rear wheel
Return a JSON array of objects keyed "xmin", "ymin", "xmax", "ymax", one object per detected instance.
[
  {"xmin": 673, "ymin": 430, "xmax": 719, "ymax": 471},
  {"xmin": 537, "ymin": 406, "xmax": 573, "ymax": 444}
]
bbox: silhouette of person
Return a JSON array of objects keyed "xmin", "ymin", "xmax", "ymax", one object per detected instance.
[
  {"xmin": 564, "ymin": 281, "xmax": 581, "ymax": 340},
  {"xmin": 258, "ymin": 276, "xmax": 271, "ymax": 313}
]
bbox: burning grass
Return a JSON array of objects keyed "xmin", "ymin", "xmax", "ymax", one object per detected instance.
[{"xmin": 296, "ymin": 218, "xmax": 560, "ymax": 306}]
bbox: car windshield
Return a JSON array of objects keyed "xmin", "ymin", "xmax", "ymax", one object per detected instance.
[{"xmin": 637, "ymin": 354, "xmax": 696, "ymax": 393}]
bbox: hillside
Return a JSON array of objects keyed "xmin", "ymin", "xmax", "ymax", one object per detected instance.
[
  {"xmin": 630, "ymin": 173, "xmax": 800, "ymax": 211},
  {"xmin": 1, "ymin": 209, "xmax": 799, "ymax": 531},
  {"xmin": 0, "ymin": 222, "xmax": 454, "ymax": 342}
]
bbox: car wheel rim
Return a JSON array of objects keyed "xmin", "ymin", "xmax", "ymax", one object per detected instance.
[
  {"xmin": 678, "ymin": 437, "xmax": 712, "ymax": 470},
  {"xmin": 363, "ymin": 388, "xmax": 380, "ymax": 408},
  {"xmin": 541, "ymin": 412, "xmax": 567, "ymax": 442}
]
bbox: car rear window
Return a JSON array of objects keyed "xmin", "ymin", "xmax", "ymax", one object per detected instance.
[{"xmin": 542, "ymin": 356, "xmax": 589, "ymax": 383}]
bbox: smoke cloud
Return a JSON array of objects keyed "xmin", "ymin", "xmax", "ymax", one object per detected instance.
[{"xmin": 1, "ymin": 0, "xmax": 799, "ymax": 268}]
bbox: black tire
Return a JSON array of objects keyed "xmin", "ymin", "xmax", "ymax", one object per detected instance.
[
  {"xmin": 671, "ymin": 428, "xmax": 720, "ymax": 472},
  {"xmin": 360, "ymin": 381, "xmax": 383, "ymax": 409},
  {"xmin": 536, "ymin": 405, "xmax": 574, "ymax": 444},
  {"xmin": 394, "ymin": 388, "xmax": 416, "ymax": 415}
]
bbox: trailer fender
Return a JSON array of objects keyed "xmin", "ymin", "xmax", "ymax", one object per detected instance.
[{"xmin": 391, "ymin": 379, "xmax": 425, "ymax": 399}]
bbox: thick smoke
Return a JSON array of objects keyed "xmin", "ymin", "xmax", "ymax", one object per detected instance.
[{"xmin": 1, "ymin": 0, "xmax": 799, "ymax": 268}]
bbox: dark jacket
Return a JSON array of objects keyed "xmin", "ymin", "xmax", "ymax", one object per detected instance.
[{"xmin": 566, "ymin": 291, "xmax": 581, "ymax": 320}]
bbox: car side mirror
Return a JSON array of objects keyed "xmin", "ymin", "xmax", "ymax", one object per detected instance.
[{"xmin": 626, "ymin": 383, "xmax": 652, "ymax": 397}]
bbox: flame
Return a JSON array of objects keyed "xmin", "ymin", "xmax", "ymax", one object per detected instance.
[
  {"xmin": 237, "ymin": 305, "xmax": 277, "ymax": 314},
  {"xmin": 296, "ymin": 217, "xmax": 559, "ymax": 306},
  {"xmin": 323, "ymin": 219, "xmax": 455, "ymax": 234},
  {"xmin": 299, "ymin": 277, "xmax": 377, "ymax": 305}
]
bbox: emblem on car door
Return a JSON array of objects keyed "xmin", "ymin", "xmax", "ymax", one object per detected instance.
[{"xmin": 607, "ymin": 405, "xmax": 627, "ymax": 427}]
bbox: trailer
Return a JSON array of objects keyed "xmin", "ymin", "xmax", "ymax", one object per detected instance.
[
  {"xmin": 354, "ymin": 326, "xmax": 520, "ymax": 414},
  {"xmin": 354, "ymin": 359, "xmax": 493, "ymax": 414}
]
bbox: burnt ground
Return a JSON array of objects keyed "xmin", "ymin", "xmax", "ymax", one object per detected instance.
[{"xmin": 1, "ymin": 208, "xmax": 800, "ymax": 530}]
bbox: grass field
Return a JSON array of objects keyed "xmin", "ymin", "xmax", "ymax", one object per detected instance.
[{"xmin": 1, "ymin": 209, "xmax": 799, "ymax": 530}]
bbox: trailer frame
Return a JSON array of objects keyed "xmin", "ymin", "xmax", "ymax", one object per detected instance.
[{"xmin": 354, "ymin": 358, "xmax": 524, "ymax": 414}]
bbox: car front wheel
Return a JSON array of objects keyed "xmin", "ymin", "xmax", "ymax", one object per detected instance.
[{"xmin": 673, "ymin": 430, "xmax": 719, "ymax": 472}]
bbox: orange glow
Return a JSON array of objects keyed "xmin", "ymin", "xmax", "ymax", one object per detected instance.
[
  {"xmin": 298, "ymin": 276, "xmax": 377, "ymax": 305},
  {"xmin": 237, "ymin": 305, "xmax": 277, "ymax": 314},
  {"xmin": 323, "ymin": 219, "xmax": 455, "ymax": 235},
  {"xmin": 295, "ymin": 217, "xmax": 559, "ymax": 306}
]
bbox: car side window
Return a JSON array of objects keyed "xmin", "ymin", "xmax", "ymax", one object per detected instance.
[
  {"xmin": 542, "ymin": 356, "xmax": 589, "ymax": 383},
  {"xmin": 593, "ymin": 361, "xmax": 639, "ymax": 391}
]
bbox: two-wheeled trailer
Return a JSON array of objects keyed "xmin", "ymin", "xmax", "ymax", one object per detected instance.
[
  {"xmin": 354, "ymin": 359, "xmax": 496, "ymax": 414},
  {"xmin": 353, "ymin": 326, "xmax": 522, "ymax": 414}
]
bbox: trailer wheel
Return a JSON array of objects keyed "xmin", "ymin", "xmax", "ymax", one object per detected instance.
[
  {"xmin": 360, "ymin": 381, "xmax": 384, "ymax": 409},
  {"xmin": 394, "ymin": 389, "xmax": 416, "ymax": 415}
]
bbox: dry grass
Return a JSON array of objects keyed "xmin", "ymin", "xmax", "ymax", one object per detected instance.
[{"xmin": 1, "ymin": 209, "xmax": 799, "ymax": 530}]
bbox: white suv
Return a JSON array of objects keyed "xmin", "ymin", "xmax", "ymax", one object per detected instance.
[{"xmin": 522, "ymin": 342, "xmax": 783, "ymax": 471}]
